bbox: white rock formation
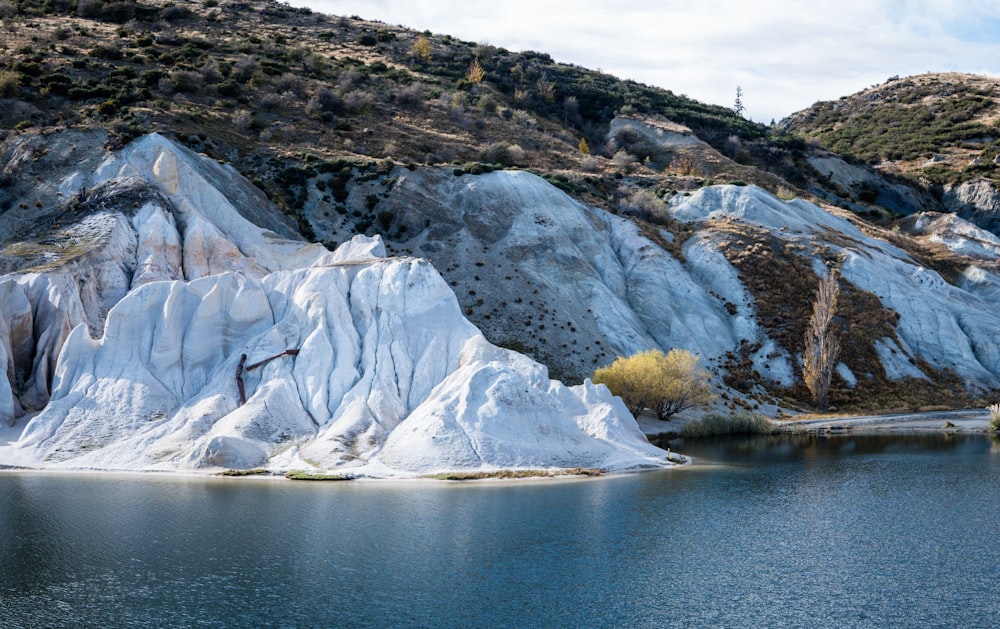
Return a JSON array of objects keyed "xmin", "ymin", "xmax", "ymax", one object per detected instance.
[
  {"xmin": 323, "ymin": 168, "xmax": 1000, "ymax": 395},
  {"xmin": 667, "ymin": 185, "xmax": 1000, "ymax": 389},
  {"xmin": 0, "ymin": 133, "xmax": 670, "ymax": 476},
  {"xmin": 4, "ymin": 246, "xmax": 667, "ymax": 475},
  {"xmin": 7, "ymin": 128, "xmax": 1000, "ymax": 473},
  {"xmin": 942, "ymin": 178, "xmax": 1000, "ymax": 233}
]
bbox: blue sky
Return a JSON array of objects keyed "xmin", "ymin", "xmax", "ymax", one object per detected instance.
[{"xmin": 289, "ymin": 1, "xmax": 1000, "ymax": 124}]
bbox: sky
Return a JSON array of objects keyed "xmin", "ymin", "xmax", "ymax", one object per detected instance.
[{"xmin": 288, "ymin": 1, "xmax": 1000, "ymax": 124}]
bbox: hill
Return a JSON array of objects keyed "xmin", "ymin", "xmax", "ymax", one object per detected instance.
[
  {"xmin": 783, "ymin": 72, "xmax": 1000, "ymax": 232},
  {"xmin": 3, "ymin": 0, "xmax": 1000, "ymax": 475},
  {"xmin": 783, "ymin": 72, "xmax": 1000, "ymax": 184},
  {"xmin": 0, "ymin": 0, "xmax": 778, "ymax": 215}
]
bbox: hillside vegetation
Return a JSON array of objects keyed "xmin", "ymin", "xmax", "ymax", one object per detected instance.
[
  {"xmin": 0, "ymin": 0, "xmax": 792, "ymax": 223},
  {"xmin": 784, "ymin": 72, "xmax": 1000, "ymax": 185}
]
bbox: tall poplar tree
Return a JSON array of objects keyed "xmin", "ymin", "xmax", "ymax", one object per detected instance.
[{"xmin": 803, "ymin": 268, "xmax": 841, "ymax": 412}]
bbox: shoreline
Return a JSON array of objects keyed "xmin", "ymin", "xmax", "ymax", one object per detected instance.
[
  {"xmin": 0, "ymin": 452, "xmax": 690, "ymax": 484},
  {"xmin": 777, "ymin": 408, "xmax": 991, "ymax": 434},
  {"xmin": 3, "ymin": 409, "xmax": 992, "ymax": 483},
  {"xmin": 638, "ymin": 407, "xmax": 994, "ymax": 440}
]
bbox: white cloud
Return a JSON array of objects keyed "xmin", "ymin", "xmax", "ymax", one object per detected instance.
[{"xmin": 293, "ymin": 1, "xmax": 1000, "ymax": 123}]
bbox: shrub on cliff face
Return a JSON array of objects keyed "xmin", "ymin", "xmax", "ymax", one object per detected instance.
[
  {"xmin": 0, "ymin": 70, "xmax": 19, "ymax": 98},
  {"xmin": 592, "ymin": 349, "xmax": 715, "ymax": 420}
]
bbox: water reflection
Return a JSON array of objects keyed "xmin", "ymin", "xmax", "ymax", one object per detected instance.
[
  {"xmin": 666, "ymin": 431, "xmax": 992, "ymax": 465},
  {"xmin": 2, "ymin": 434, "xmax": 1000, "ymax": 627}
]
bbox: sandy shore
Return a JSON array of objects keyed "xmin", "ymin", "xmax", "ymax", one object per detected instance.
[{"xmin": 637, "ymin": 408, "xmax": 993, "ymax": 439}]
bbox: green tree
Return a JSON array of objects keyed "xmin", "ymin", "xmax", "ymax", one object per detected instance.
[
  {"xmin": 734, "ymin": 85, "xmax": 745, "ymax": 118},
  {"xmin": 593, "ymin": 349, "xmax": 715, "ymax": 420},
  {"xmin": 803, "ymin": 268, "xmax": 841, "ymax": 412}
]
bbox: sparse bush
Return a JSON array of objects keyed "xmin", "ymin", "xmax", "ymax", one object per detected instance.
[
  {"xmin": 580, "ymin": 155, "xmax": 601, "ymax": 173},
  {"xmin": 97, "ymin": 99, "xmax": 119, "ymax": 116},
  {"xmin": 199, "ymin": 61, "xmax": 223, "ymax": 84},
  {"xmin": 160, "ymin": 4, "xmax": 190, "ymax": 21},
  {"xmin": 0, "ymin": 0, "xmax": 15, "ymax": 18},
  {"xmin": 611, "ymin": 149, "xmax": 638, "ymax": 173},
  {"xmin": 233, "ymin": 108, "xmax": 253, "ymax": 133},
  {"xmin": 232, "ymin": 56, "xmax": 256, "ymax": 83},
  {"xmin": 260, "ymin": 91, "xmax": 289, "ymax": 111},
  {"xmin": 479, "ymin": 142, "xmax": 524, "ymax": 167},
  {"xmin": 723, "ymin": 134, "xmax": 743, "ymax": 159},
  {"xmin": 101, "ymin": 1, "xmax": 135, "ymax": 23},
  {"xmin": 168, "ymin": 70, "xmax": 203, "ymax": 94},
  {"xmin": 87, "ymin": 44, "xmax": 123, "ymax": 60},
  {"xmin": 619, "ymin": 188, "xmax": 666, "ymax": 221},
  {"xmin": 0, "ymin": 70, "xmax": 19, "ymax": 98},
  {"xmin": 510, "ymin": 108, "xmax": 536, "ymax": 128},
  {"xmin": 681, "ymin": 411, "xmax": 780, "ymax": 438},
  {"xmin": 305, "ymin": 86, "xmax": 341, "ymax": 116},
  {"xmin": 274, "ymin": 73, "xmax": 305, "ymax": 97},
  {"xmin": 593, "ymin": 348, "xmax": 715, "ymax": 420},
  {"xmin": 216, "ymin": 80, "xmax": 239, "ymax": 98},
  {"xmin": 395, "ymin": 83, "xmax": 424, "ymax": 109},
  {"xmin": 342, "ymin": 89, "xmax": 373, "ymax": 113},
  {"xmin": 76, "ymin": 0, "xmax": 102, "ymax": 18}
]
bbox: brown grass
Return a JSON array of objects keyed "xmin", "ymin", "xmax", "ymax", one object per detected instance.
[{"xmin": 423, "ymin": 468, "xmax": 603, "ymax": 481}]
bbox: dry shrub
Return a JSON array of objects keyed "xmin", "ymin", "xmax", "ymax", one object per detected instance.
[{"xmin": 593, "ymin": 349, "xmax": 715, "ymax": 420}]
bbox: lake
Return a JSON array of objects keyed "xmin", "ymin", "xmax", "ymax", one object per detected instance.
[{"xmin": 2, "ymin": 433, "xmax": 999, "ymax": 627}]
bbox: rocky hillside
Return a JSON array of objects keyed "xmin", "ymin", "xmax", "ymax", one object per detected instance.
[
  {"xmin": 784, "ymin": 73, "xmax": 1000, "ymax": 181},
  {"xmin": 784, "ymin": 72, "xmax": 1000, "ymax": 241},
  {"xmin": 3, "ymin": 0, "xmax": 1000, "ymax": 458}
]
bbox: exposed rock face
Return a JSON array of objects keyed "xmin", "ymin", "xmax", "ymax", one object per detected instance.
[
  {"xmin": 0, "ymin": 133, "xmax": 333, "ymax": 426},
  {"xmin": 310, "ymin": 167, "xmax": 757, "ymax": 382},
  {"xmin": 807, "ymin": 154, "xmax": 935, "ymax": 215},
  {"xmin": 316, "ymin": 167, "xmax": 1000, "ymax": 397},
  {"xmin": 942, "ymin": 179, "xmax": 1000, "ymax": 235},
  {"xmin": 667, "ymin": 186, "xmax": 1000, "ymax": 390},
  {"xmin": 901, "ymin": 212, "xmax": 1000, "ymax": 260},
  {"xmin": 6, "ymin": 128, "xmax": 1000, "ymax": 473},
  {"xmin": 0, "ymin": 132, "xmax": 669, "ymax": 476},
  {"xmin": 8, "ymin": 251, "xmax": 663, "ymax": 474}
]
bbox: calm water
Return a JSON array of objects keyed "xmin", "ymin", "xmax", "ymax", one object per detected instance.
[{"xmin": 2, "ymin": 434, "xmax": 1000, "ymax": 628}]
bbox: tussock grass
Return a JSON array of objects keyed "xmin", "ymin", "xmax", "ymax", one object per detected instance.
[
  {"xmin": 284, "ymin": 470, "xmax": 354, "ymax": 481},
  {"xmin": 219, "ymin": 468, "xmax": 269, "ymax": 476},
  {"xmin": 424, "ymin": 468, "xmax": 603, "ymax": 481},
  {"xmin": 681, "ymin": 411, "xmax": 780, "ymax": 438},
  {"xmin": 988, "ymin": 403, "xmax": 1000, "ymax": 432}
]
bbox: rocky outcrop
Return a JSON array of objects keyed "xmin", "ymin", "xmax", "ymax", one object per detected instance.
[
  {"xmin": 0, "ymin": 132, "xmax": 670, "ymax": 476},
  {"xmin": 807, "ymin": 154, "xmax": 935, "ymax": 215},
  {"xmin": 942, "ymin": 178, "xmax": 1000, "ymax": 235},
  {"xmin": 317, "ymin": 167, "xmax": 1000, "ymax": 397},
  {"xmin": 7, "ymin": 247, "xmax": 664, "ymax": 474}
]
